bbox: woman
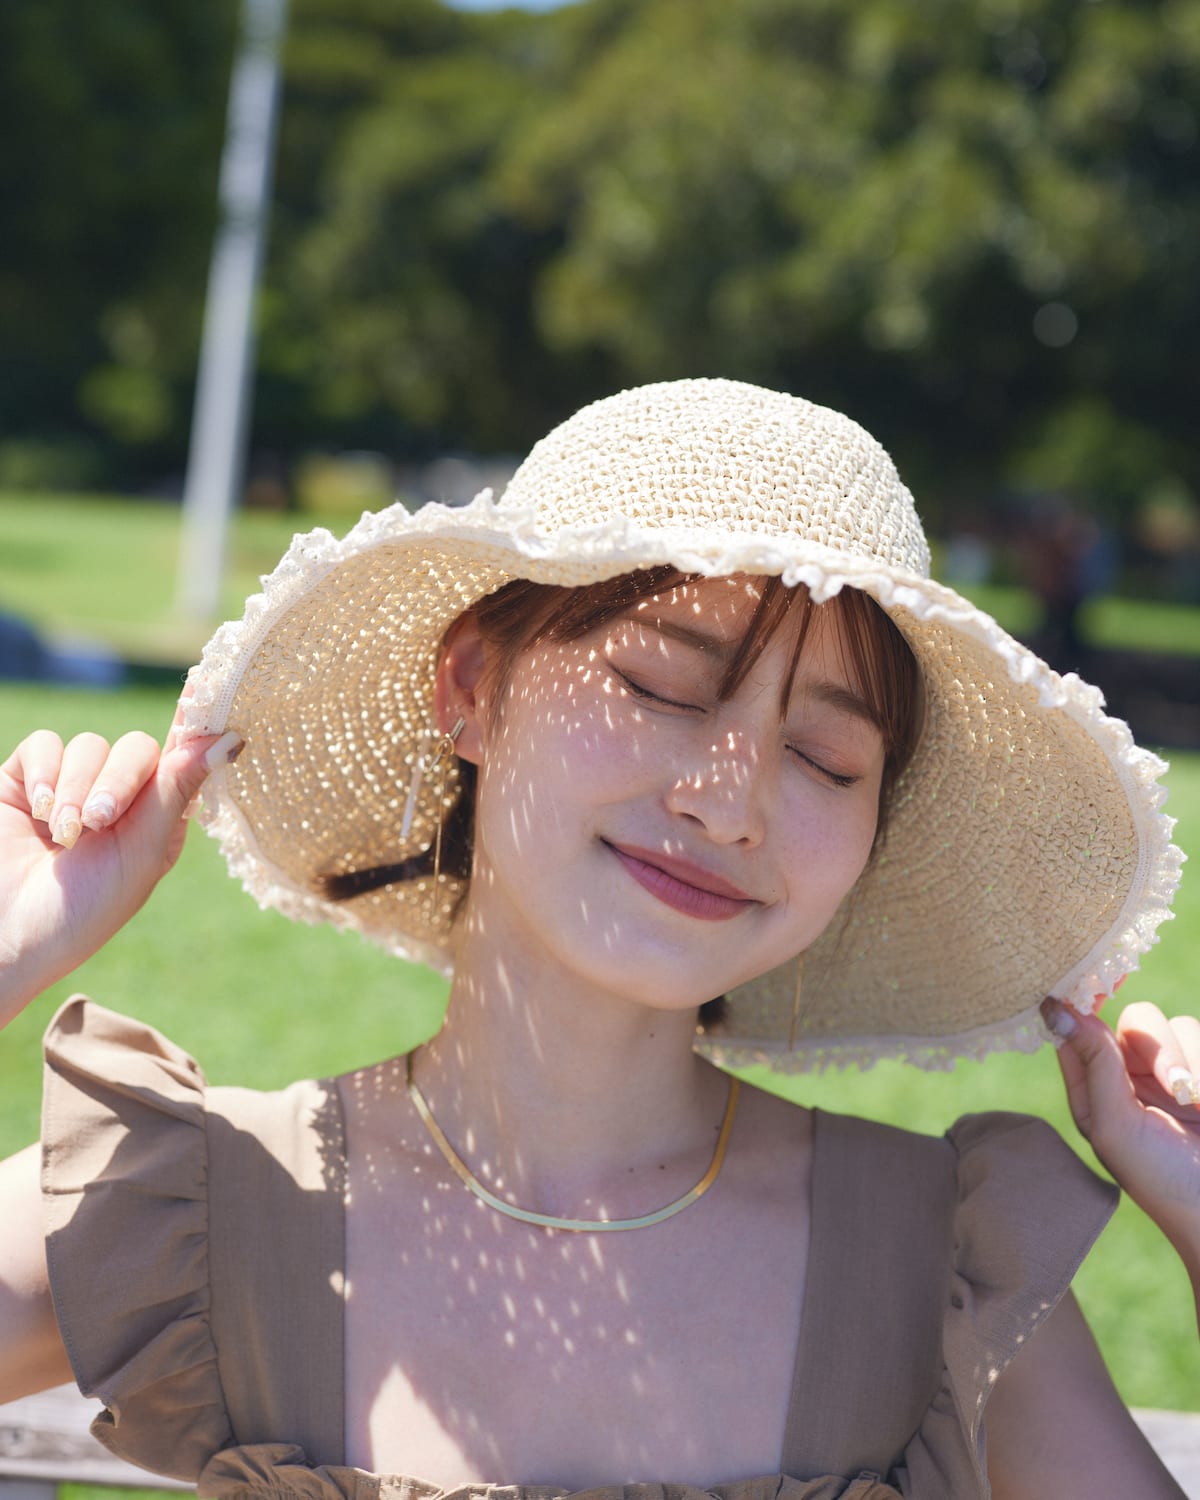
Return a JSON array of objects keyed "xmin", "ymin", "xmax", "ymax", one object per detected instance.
[{"xmin": 0, "ymin": 379, "xmax": 1195, "ymax": 1498}]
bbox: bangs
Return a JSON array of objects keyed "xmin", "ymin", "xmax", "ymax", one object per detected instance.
[
  {"xmin": 479, "ymin": 570, "xmax": 921, "ymax": 764},
  {"xmin": 474, "ymin": 569, "xmax": 923, "ymax": 849},
  {"xmin": 716, "ymin": 577, "xmax": 923, "ymax": 775}
]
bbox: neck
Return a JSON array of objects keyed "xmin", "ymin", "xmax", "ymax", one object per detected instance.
[{"xmin": 414, "ymin": 914, "xmax": 727, "ymax": 1221}]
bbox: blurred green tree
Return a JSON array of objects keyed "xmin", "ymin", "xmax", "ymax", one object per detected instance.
[
  {"xmin": 0, "ymin": 1, "xmax": 237, "ymax": 486},
  {"xmin": 2, "ymin": 0, "xmax": 1197, "ymax": 530},
  {"xmin": 487, "ymin": 0, "xmax": 1200, "ymax": 515}
]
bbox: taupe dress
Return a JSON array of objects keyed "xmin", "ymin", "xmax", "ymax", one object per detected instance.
[{"xmin": 41, "ymin": 998, "xmax": 1117, "ymax": 1500}]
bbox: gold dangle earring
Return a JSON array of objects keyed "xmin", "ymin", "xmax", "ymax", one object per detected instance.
[
  {"xmin": 429, "ymin": 718, "xmax": 466, "ymax": 919},
  {"xmin": 429, "ymin": 717, "xmax": 465, "ymax": 898},
  {"xmin": 788, "ymin": 952, "xmax": 806, "ymax": 1050},
  {"xmin": 399, "ymin": 717, "xmax": 465, "ymax": 921}
]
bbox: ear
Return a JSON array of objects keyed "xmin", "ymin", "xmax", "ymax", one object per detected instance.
[{"xmin": 433, "ymin": 612, "xmax": 488, "ymax": 765}]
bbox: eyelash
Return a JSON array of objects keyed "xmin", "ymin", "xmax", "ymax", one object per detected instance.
[
  {"xmin": 610, "ymin": 667, "xmax": 861, "ymax": 789},
  {"xmin": 792, "ymin": 754, "xmax": 860, "ymax": 790},
  {"xmin": 611, "ymin": 666, "xmax": 697, "ymax": 712}
]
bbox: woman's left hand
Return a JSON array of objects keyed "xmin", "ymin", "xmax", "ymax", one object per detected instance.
[{"xmin": 1044, "ymin": 995, "xmax": 1200, "ymax": 1307}]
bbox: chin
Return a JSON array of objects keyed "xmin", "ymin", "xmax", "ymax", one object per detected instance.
[{"xmin": 577, "ymin": 949, "xmax": 753, "ymax": 1016}]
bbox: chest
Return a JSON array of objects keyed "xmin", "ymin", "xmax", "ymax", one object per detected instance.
[{"xmin": 341, "ymin": 1127, "xmax": 812, "ymax": 1485}]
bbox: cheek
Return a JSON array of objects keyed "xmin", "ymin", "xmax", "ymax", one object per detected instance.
[
  {"xmin": 780, "ymin": 786, "xmax": 880, "ymax": 894},
  {"xmin": 474, "ymin": 678, "xmax": 635, "ymax": 848}
]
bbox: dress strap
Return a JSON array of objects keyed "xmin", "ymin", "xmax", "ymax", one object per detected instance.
[
  {"xmin": 781, "ymin": 1110, "xmax": 956, "ymax": 1482},
  {"xmin": 206, "ymin": 1077, "xmax": 348, "ymax": 1465}
]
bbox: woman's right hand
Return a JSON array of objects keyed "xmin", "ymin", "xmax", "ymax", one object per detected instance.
[{"xmin": 0, "ymin": 721, "xmax": 240, "ymax": 1029}]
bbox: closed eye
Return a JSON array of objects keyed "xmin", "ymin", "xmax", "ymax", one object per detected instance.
[
  {"xmin": 789, "ymin": 748, "xmax": 860, "ymax": 788},
  {"xmin": 609, "ymin": 665, "xmax": 700, "ymax": 712}
]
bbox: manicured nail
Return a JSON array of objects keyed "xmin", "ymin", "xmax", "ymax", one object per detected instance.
[
  {"xmin": 1166, "ymin": 1067, "xmax": 1200, "ymax": 1107},
  {"xmin": 81, "ymin": 791, "xmax": 117, "ymax": 831},
  {"xmin": 52, "ymin": 806, "xmax": 82, "ymax": 849},
  {"xmin": 31, "ymin": 784, "xmax": 55, "ymax": 822},
  {"xmin": 204, "ymin": 731, "xmax": 244, "ymax": 771},
  {"xmin": 1040, "ymin": 997, "xmax": 1076, "ymax": 1039}
]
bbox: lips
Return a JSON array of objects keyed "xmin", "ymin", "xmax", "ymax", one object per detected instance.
[{"xmin": 603, "ymin": 841, "xmax": 758, "ymax": 922}]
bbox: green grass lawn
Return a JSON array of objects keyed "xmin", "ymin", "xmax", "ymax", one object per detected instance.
[
  {"xmin": 0, "ymin": 492, "xmax": 361, "ymax": 665},
  {"xmin": 1, "ymin": 679, "xmax": 1196, "ymax": 1416}
]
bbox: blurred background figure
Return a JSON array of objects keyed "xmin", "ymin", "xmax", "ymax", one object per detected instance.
[
  {"xmin": 1018, "ymin": 494, "xmax": 1115, "ymax": 675},
  {"xmin": 0, "ymin": 611, "xmax": 50, "ymax": 683}
]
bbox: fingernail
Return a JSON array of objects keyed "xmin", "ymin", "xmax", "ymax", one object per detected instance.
[
  {"xmin": 81, "ymin": 791, "xmax": 117, "ymax": 831},
  {"xmin": 31, "ymin": 784, "xmax": 54, "ymax": 822},
  {"xmin": 52, "ymin": 806, "xmax": 82, "ymax": 849},
  {"xmin": 204, "ymin": 731, "xmax": 244, "ymax": 771},
  {"xmin": 1166, "ymin": 1067, "xmax": 1200, "ymax": 1107},
  {"xmin": 1040, "ymin": 997, "xmax": 1076, "ymax": 1039}
]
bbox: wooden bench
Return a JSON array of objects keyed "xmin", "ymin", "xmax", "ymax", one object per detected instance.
[{"xmin": 3, "ymin": 1385, "xmax": 1200, "ymax": 1497}]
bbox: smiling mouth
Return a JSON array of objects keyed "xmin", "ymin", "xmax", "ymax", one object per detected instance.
[{"xmin": 603, "ymin": 841, "xmax": 758, "ymax": 922}]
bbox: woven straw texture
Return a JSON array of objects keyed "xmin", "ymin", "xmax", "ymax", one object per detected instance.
[{"xmin": 182, "ymin": 379, "xmax": 1182, "ymax": 1070}]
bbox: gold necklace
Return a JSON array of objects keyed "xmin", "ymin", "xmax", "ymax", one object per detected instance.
[{"xmin": 406, "ymin": 1053, "xmax": 740, "ymax": 1232}]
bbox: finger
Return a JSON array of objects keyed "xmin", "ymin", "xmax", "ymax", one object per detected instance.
[
  {"xmin": 163, "ymin": 676, "xmax": 197, "ymax": 755},
  {"xmin": 141, "ymin": 731, "xmax": 243, "ymax": 843},
  {"xmin": 1171, "ymin": 1015, "xmax": 1200, "ymax": 1077},
  {"xmin": 48, "ymin": 733, "xmax": 112, "ymax": 848},
  {"xmin": 1042, "ymin": 999, "xmax": 1138, "ymax": 1144},
  {"xmin": 1, "ymin": 730, "xmax": 65, "ymax": 822},
  {"xmin": 1117, "ymin": 1002, "xmax": 1200, "ymax": 1108},
  {"xmin": 79, "ymin": 731, "xmax": 163, "ymax": 833}
]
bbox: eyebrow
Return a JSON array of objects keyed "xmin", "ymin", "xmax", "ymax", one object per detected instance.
[
  {"xmin": 634, "ymin": 616, "xmax": 884, "ymax": 731},
  {"xmin": 635, "ymin": 616, "xmax": 740, "ymax": 664},
  {"xmin": 800, "ymin": 681, "xmax": 885, "ymax": 733}
]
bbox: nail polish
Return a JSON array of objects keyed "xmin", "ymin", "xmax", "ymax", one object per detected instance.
[
  {"xmin": 1167, "ymin": 1067, "xmax": 1200, "ymax": 1107},
  {"xmin": 31, "ymin": 784, "xmax": 54, "ymax": 822},
  {"xmin": 52, "ymin": 807, "xmax": 82, "ymax": 849},
  {"xmin": 1040, "ymin": 997, "xmax": 1076, "ymax": 1039},
  {"xmin": 204, "ymin": 731, "xmax": 244, "ymax": 771},
  {"xmin": 82, "ymin": 792, "xmax": 117, "ymax": 831}
]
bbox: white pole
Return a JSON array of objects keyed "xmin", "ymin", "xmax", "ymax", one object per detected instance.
[{"xmin": 176, "ymin": 0, "xmax": 288, "ymax": 621}]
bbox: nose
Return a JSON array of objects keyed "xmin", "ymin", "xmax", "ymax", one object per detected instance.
[{"xmin": 663, "ymin": 729, "xmax": 769, "ymax": 846}]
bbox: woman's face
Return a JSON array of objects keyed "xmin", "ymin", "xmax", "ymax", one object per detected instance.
[{"xmin": 459, "ymin": 576, "xmax": 886, "ymax": 1011}]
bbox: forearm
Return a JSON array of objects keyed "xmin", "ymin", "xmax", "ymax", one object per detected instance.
[
  {"xmin": 0, "ymin": 935, "xmax": 47, "ymax": 1032},
  {"xmin": 1174, "ymin": 1226, "xmax": 1200, "ymax": 1336},
  {"xmin": 0, "ymin": 1145, "xmax": 72, "ymax": 1404}
]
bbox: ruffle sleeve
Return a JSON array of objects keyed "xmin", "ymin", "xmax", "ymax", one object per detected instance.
[
  {"xmin": 41, "ymin": 995, "xmax": 236, "ymax": 1481},
  {"xmin": 898, "ymin": 1111, "xmax": 1119, "ymax": 1497}
]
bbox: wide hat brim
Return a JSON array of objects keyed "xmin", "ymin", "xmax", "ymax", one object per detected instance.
[{"xmin": 181, "ymin": 494, "xmax": 1182, "ymax": 1071}]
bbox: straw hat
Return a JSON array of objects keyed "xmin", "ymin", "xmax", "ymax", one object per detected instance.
[{"xmin": 181, "ymin": 379, "xmax": 1182, "ymax": 1071}]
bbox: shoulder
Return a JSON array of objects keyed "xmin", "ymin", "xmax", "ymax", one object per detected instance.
[
  {"xmin": 40, "ymin": 996, "xmax": 347, "ymax": 1479},
  {"xmin": 41, "ymin": 998, "xmax": 235, "ymax": 1478},
  {"xmin": 814, "ymin": 1106, "xmax": 1117, "ymax": 1210},
  {"xmin": 796, "ymin": 1110, "xmax": 1120, "ymax": 1495},
  {"xmin": 43, "ymin": 994, "xmax": 337, "ymax": 1183}
]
